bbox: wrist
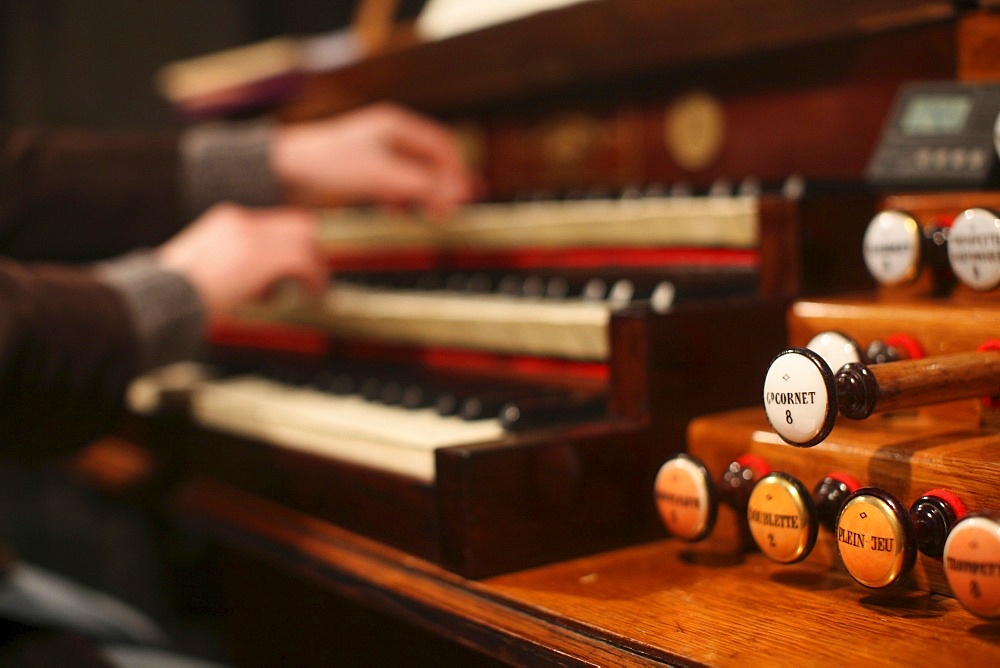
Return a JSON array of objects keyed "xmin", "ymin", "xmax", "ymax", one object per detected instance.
[
  {"xmin": 180, "ymin": 118, "xmax": 283, "ymax": 214},
  {"xmin": 95, "ymin": 251, "xmax": 207, "ymax": 371},
  {"xmin": 270, "ymin": 123, "xmax": 332, "ymax": 206}
]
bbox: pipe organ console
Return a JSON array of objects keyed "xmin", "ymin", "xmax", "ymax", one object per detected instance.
[
  {"xmin": 112, "ymin": 3, "xmax": 1000, "ymax": 664},
  {"xmin": 135, "ymin": 1, "xmax": 1000, "ymax": 584},
  {"xmin": 168, "ymin": 187, "xmax": 808, "ymax": 578},
  {"xmin": 672, "ymin": 188, "xmax": 1000, "ymax": 618}
]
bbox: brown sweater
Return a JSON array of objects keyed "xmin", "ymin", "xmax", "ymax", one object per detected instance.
[
  {"xmin": 0, "ymin": 120, "xmax": 278, "ymax": 453},
  {"xmin": 0, "ymin": 126, "xmax": 185, "ymax": 262},
  {"xmin": 0, "ymin": 126, "xmax": 190, "ymax": 453}
]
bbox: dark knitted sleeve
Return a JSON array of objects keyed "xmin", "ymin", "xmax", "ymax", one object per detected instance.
[
  {"xmin": 95, "ymin": 251, "xmax": 206, "ymax": 372},
  {"xmin": 0, "ymin": 126, "xmax": 185, "ymax": 263},
  {"xmin": 179, "ymin": 118, "xmax": 283, "ymax": 216},
  {"xmin": 0, "ymin": 121, "xmax": 284, "ymax": 263},
  {"xmin": 0, "ymin": 258, "xmax": 142, "ymax": 455}
]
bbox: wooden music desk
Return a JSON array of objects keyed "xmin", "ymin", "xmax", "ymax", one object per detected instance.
[{"xmin": 172, "ymin": 476, "xmax": 1000, "ymax": 666}]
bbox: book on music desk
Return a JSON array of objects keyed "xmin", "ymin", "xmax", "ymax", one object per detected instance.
[{"xmin": 154, "ymin": 30, "xmax": 362, "ymax": 119}]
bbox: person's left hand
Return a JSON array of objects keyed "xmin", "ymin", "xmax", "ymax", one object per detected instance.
[
  {"xmin": 155, "ymin": 202, "xmax": 325, "ymax": 317},
  {"xmin": 271, "ymin": 103, "xmax": 477, "ymax": 219}
]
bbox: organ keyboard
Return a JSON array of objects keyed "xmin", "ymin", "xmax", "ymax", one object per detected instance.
[
  {"xmin": 192, "ymin": 376, "xmax": 505, "ymax": 483},
  {"xmin": 149, "ymin": 227, "xmax": 796, "ymax": 578},
  {"xmin": 240, "ymin": 264, "xmax": 756, "ymax": 361},
  {"xmin": 315, "ymin": 190, "xmax": 761, "ymax": 253},
  {"xmin": 162, "ymin": 183, "xmax": 855, "ymax": 577},
  {"xmin": 179, "ymin": 353, "xmax": 607, "ymax": 483},
  {"xmin": 270, "ymin": 190, "xmax": 770, "ymax": 359}
]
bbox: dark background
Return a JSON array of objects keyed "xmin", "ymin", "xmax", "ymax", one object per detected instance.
[{"xmin": 0, "ymin": 0, "xmax": 425, "ymax": 130}]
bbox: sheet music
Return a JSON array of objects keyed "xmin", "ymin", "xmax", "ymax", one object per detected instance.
[{"xmin": 417, "ymin": 0, "xmax": 592, "ymax": 40}]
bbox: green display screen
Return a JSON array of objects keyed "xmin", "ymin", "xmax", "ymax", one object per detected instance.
[{"xmin": 899, "ymin": 94, "xmax": 973, "ymax": 136}]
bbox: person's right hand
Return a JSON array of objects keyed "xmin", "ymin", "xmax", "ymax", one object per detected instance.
[
  {"xmin": 155, "ymin": 202, "xmax": 326, "ymax": 317},
  {"xmin": 271, "ymin": 103, "xmax": 477, "ymax": 219}
]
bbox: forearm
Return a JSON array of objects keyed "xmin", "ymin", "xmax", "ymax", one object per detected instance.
[
  {"xmin": 0, "ymin": 120, "xmax": 285, "ymax": 262},
  {"xmin": 95, "ymin": 251, "xmax": 206, "ymax": 371},
  {"xmin": 0, "ymin": 259, "xmax": 138, "ymax": 398},
  {"xmin": 0, "ymin": 258, "xmax": 140, "ymax": 452},
  {"xmin": 0, "ymin": 254, "xmax": 206, "ymax": 453},
  {"xmin": 0, "ymin": 253, "xmax": 206, "ymax": 394},
  {"xmin": 179, "ymin": 118, "xmax": 282, "ymax": 216},
  {"xmin": 0, "ymin": 126, "xmax": 185, "ymax": 261}
]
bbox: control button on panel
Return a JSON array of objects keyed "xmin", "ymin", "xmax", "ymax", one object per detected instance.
[
  {"xmin": 762, "ymin": 348, "xmax": 837, "ymax": 447},
  {"xmin": 655, "ymin": 454, "xmax": 770, "ymax": 545},
  {"xmin": 654, "ymin": 454, "xmax": 717, "ymax": 541},
  {"xmin": 806, "ymin": 331, "xmax": 864, "ymax": 374},
  {"xmin": 862, "ymin": 210, "xmax": 923, "ymax": 287},
  {"xmin": 969, "ymin": 147, "xmax": 987, "ymax": 171},
  {"xmin": 747, "ymin": 472, "xmax": 817, "ymax": 564},
  {"xmin": 947, "ymin": 207, "xmax": 1000, "ymax": 291},
  {"xmin": 836, "ymin": 488, "xmax": 915, "ymax": 589},
  {"xmin": 944, "ymin": 515, "xmax": 1000, "ymax": 618},
  {"xmin": 914, "ymin": 147, "xmax": 932, "ymax": 170},
  {"xmin": 748, "ymin": 472, "xmax": 859, "ymax": 564}
]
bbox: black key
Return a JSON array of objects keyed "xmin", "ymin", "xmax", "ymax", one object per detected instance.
[{"xmin": 499, "ymin": 393, "xmax": 607, "ymax": 431}]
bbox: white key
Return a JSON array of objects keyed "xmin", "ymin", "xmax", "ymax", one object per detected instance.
[{"xmin": 192, "ymin": 376, "xmax": 506, "ymax": 482}]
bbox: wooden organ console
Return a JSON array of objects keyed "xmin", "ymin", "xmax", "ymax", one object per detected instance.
[
  {"xmin": 163, "ymin": 178, "xmax": 806, "ymax": 578},
  {"xmin": 105, "ymin": 2, "xmax": 1000, "ymax": 665},
  {"xmin": 669, "ymin": 129, "xmax": 1000, "ymax": 619}
]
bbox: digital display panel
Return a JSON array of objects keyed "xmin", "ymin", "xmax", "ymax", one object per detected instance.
[{"xmin": 898, "ymin": 94, "xmax": 973, "ymax": 136}]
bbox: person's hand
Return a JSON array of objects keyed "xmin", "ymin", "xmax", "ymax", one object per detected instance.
[
  {"xmin": 271, "ymin": 103, "xmax": 476, "ymax": 218},
  {"xmin": 155, "ymin": 202, "xmax": 326, "ymax": 316}
]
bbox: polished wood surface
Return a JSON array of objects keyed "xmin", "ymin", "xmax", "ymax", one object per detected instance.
[
  {"xmin": 687, "ymin": 404, "xmax": 995, "ymax": 595},
  {"xmin": 280, "ymin": 2, "xmax": 971, "ymax": 194},
  {"xmin": 787, "ymin": 296, "xmax": 1000, "ymax": 356},
  {"xmin": 136, "ymin": 9, "xmax": 1000, "ymax": 664},
  {"xmin": 880, "ymin": 191, "xmax": 1000, "ymax": 223},
  {"xmin": 688, "ymin": 260, "xmax": 1000, "ymax": 599},
  {"xmin": 172, "ymin": 296, "xmax": 791, "ymax": 579},
  {"xmin": 285, "ymin": 0, "xmax": 958, "ymax": 118},
  {"xmin": 957, "ymin": 8, "xmax": 1000, "ymax": 81},
  {"xmin": 839, "ymin": 350, "xmax": 1000, "ymax": 416},
  {"xmin": 172, "ymin": 476, "xmax": 1000, "ymax": 667}
]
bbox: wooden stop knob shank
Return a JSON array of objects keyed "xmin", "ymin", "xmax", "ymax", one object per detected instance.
[{"xmin": 837, "ymin": 350, "xmax": 1000, "ymax": 419}]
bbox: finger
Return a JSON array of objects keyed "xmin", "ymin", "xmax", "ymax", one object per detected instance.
[
  {"xmin": 260, "ymin": 210, "xmax": 327, "ymax": 296},
  {"xmin": 390, "ymin": 131, "xmax": 472, "ymax": 194},
  {"xmin": 373, "ymin": 108, "xmax": 472, "ymax": 180}
]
